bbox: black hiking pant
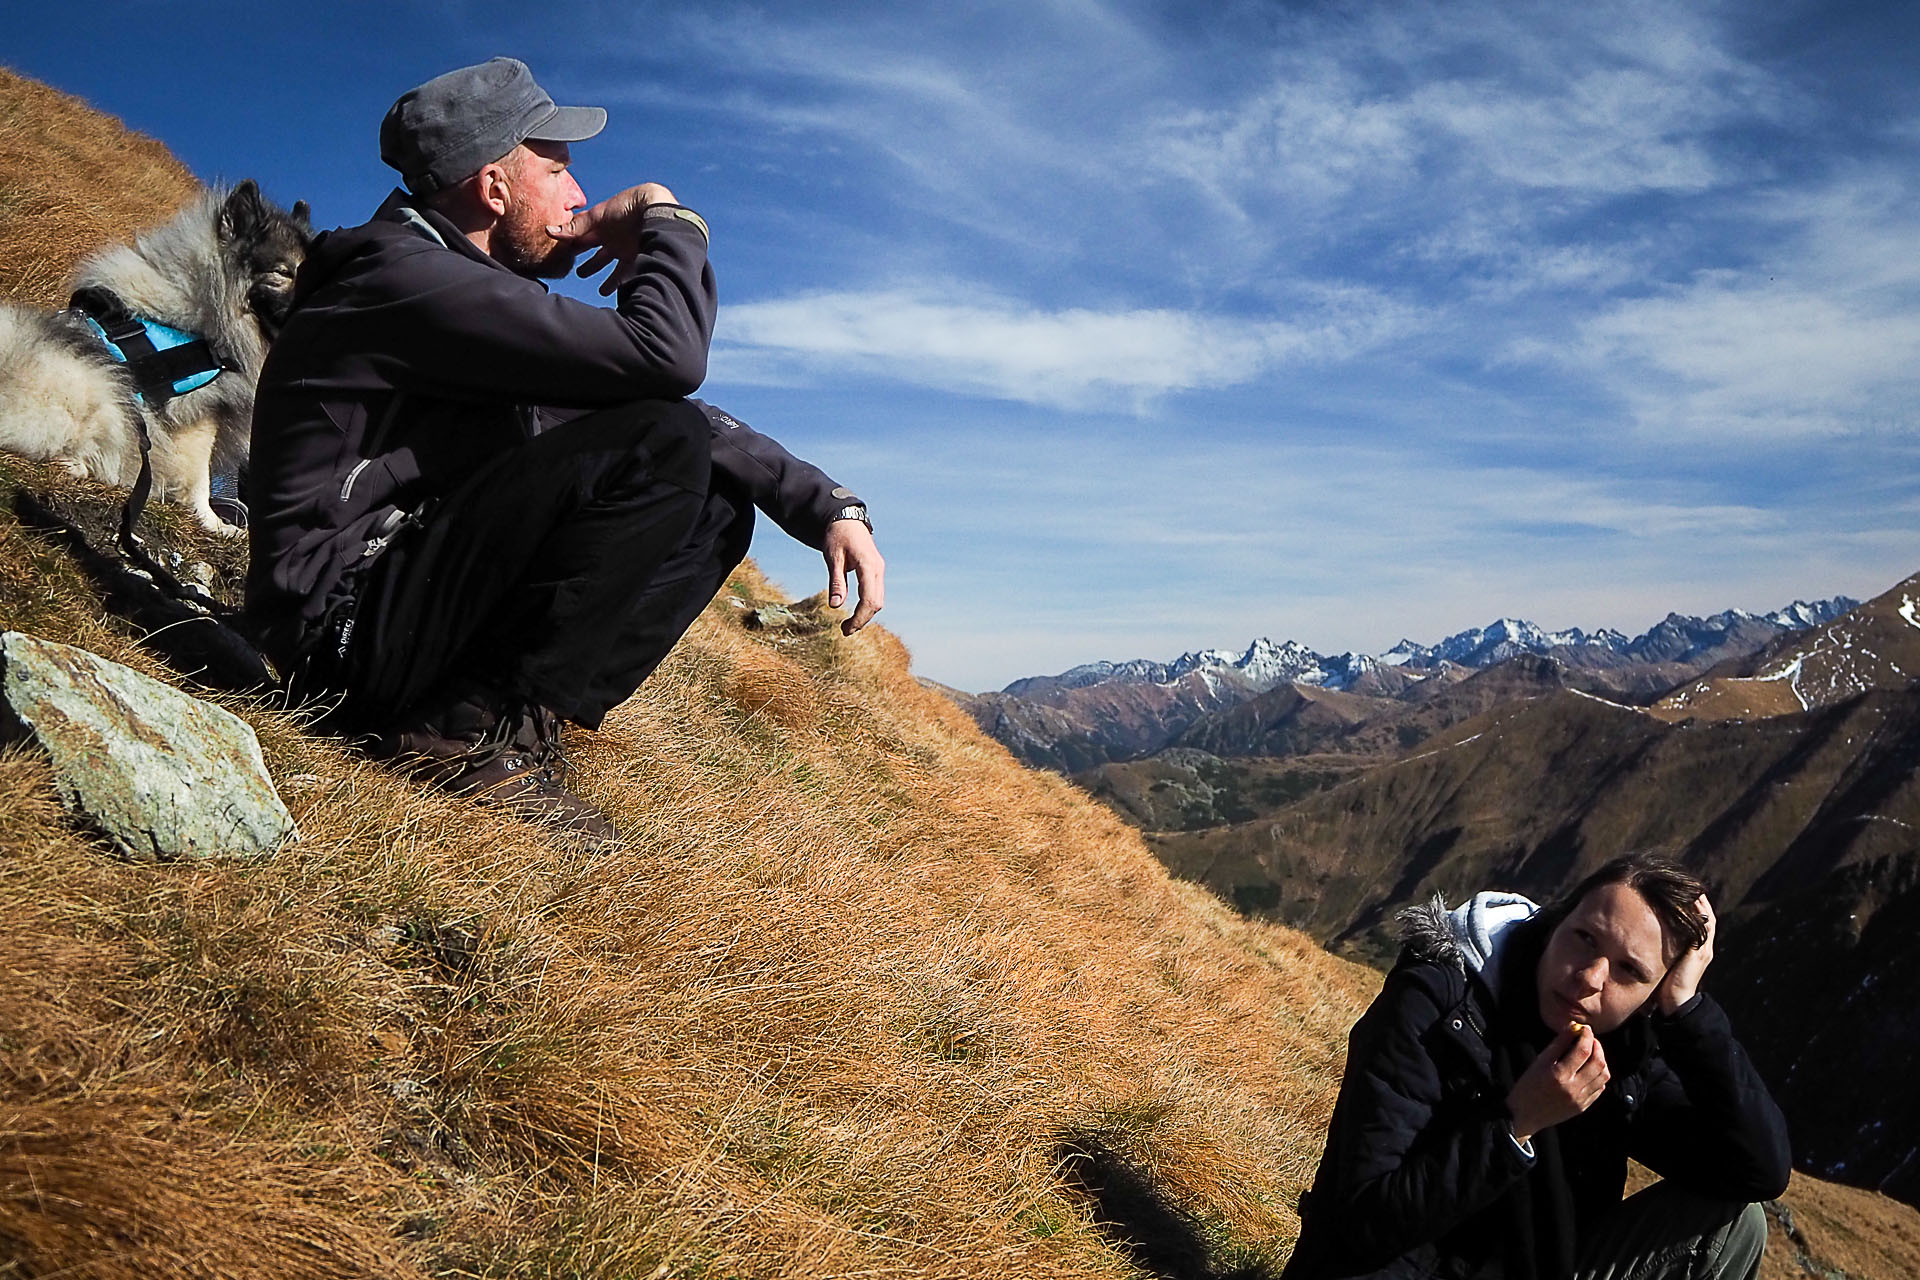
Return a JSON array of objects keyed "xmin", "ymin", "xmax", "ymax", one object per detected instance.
[{"xmin": 327, "ymin": 399, "xmax": 754, "ymax": 730}]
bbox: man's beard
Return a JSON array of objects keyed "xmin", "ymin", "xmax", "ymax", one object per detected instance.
[{"xmin": 496, "ymin": 209, "xmax": 580, "ymax": 279}]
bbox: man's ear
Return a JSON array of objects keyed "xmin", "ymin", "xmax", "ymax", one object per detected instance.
[{"xmin": 474, "ymin": 157, "xmax": 515, "ymax": 217}]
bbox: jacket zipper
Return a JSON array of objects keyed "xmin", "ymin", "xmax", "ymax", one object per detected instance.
[{"xmin": 339, "ymin": 459, "xmax": 371, "ymax": 502}]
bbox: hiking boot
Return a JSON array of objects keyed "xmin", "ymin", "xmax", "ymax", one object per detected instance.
[
  {"xmin": 369, "ymin": 687, "xmax": 619, "ymax": 849},
  {"xmin": 454, "ymin": 750, "xmax": 620, "ymax": 850}
]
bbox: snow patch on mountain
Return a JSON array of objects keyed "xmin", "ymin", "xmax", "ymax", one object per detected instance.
[{"xmin": 1001, "ymin": 597, "xmax": 1860, "ymax": 696}]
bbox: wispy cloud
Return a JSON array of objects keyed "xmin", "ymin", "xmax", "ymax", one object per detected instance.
[
  {"xmin": 1139, "ymin": 3, "xmax": 1787, "ymax": 283},
  {"xmin": 713, "ymin": 285, "xmax": 1415, "ymax": 409},
  {"xmin": 1521, "ymin": 166, "xmax": 1920, "ymax": 439}
]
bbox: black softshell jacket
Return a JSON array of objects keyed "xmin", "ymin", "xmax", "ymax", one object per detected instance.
[
  {"xmin": 245, "ymin": 189, "xmax": 856, "ymax": 658},
  {"xmin": 1283, "ymin": 901, "xmax": 1791, "ymax": 1280}
]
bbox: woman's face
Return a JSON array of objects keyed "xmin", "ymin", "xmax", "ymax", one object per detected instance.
[{"xmin": 1535, "ymin": 882, "xmax": 1671, "ymax": 1034}]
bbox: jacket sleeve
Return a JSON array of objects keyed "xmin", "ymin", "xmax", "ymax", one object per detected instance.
[
  {"xmin": 694, "ymin": 400, "xmax": 861, "ymax": 550},
  {"xmin": 1628, "ymin": 995, "xmax": 1793, "ymax": 1201},
  {"xmin": 1310, "ymin": 971, "xmax": 1534, "ymax": 1273},
  {"xmin": 350, "ymin": 211, "xmax": 715, "ymax": 405}
]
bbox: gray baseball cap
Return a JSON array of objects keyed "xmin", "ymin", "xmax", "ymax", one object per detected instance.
[{"xmin": 380, "ymin": 57, "xmax": 607, "ymax": 195}]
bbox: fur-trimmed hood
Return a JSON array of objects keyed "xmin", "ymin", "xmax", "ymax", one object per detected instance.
[{"xmin": 1395, "ymin": 890, "xmax": 1539, "ymax": 1001}]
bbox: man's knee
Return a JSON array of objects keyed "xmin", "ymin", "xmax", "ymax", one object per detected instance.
[{"xmin": 1715, "ymin": 1202, "xmax": 1767, "ymax": 1280}]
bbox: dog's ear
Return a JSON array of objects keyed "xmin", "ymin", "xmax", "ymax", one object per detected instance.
[
  {"xmin": 290, "ymin": 199, "xmax": 312, "ymax": 233},
  {"xmin": 218, "ymin": 180, "xmax": 270, "ymax": 243}
]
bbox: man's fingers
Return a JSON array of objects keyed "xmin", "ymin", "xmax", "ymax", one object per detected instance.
[
  {"xmin": 842, "ymin": 551, "xmax": 884, "ymax": 634},
  {"xmin": 597, "ymin": 263, "xmax": 636, "ymax": 297},
  {"xmin": 843, "ymin": 592, "xmax": 879, "ymax": 636},
  {"xmin": 842, "ymin": 564, "xmax": 884, "ymax": 634},
  {"xmin": 575, "ymin": 246, "xmax": 617, "ymax": 278},
  {"xmin": 551, "ymin": 208, "xmax": 603, "ymax": 243},
  {"xmin": 826, "ymin": 545, "xmax": 847, "ymax": 610}
]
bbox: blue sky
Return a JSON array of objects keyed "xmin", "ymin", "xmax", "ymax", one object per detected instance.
[{"xmin": 11, "ymin": 1, "xmax": 1920, "ymax": 691}]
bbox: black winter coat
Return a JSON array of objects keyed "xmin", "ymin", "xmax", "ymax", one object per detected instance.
[
  {"xmin": 1283, "ymin": 902, "xmax": 1791, "ymax": 1280},
  {"xmin": 244, "ymin": 189, "xmax": 857, "ymax": 661}
]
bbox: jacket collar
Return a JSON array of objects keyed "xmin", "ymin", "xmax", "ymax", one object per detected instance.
[
  {"xmin": 371, "ymin": 188, "xmax": 537, "ymax": 281},
  {"xmin": 1398, "ymin": 890, "xmax": 1539, "ymax": 1005}
]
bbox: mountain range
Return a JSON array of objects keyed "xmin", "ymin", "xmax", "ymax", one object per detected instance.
[{"xmin": 958, "ymin": 598, "xmax": 1857, "ymax": 772}]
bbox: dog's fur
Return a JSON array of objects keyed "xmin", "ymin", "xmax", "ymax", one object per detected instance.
[{"xmin": 0, "ymin": 181, "xmax": 311, "ymax": 533}]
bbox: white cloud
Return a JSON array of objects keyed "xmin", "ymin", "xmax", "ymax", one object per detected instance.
[
  {"xmin": 712, "ymin": 286, "xmax": 1415, "ymax": 409},
  {"xmin": 1527, "ymin": 167, "xmax": 1920, "ymax": 439},
  {"xmin": 1138, "ymin": 2, "xmax": 1785, "ymax": 290},
  {"xmin": 1570, "ymin": 284, "xmax": 1920, "ymax": 437}
]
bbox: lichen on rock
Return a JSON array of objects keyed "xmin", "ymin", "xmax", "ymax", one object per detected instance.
[{"xmin": 0, "ymin": 630, "xmax": 293, "ymax": 859}]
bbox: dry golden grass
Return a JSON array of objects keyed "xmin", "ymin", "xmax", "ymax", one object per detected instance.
[
  {"xmin": 2, "ymin": 453, "xmax": 1915, "ymax": 1279},
  {"xmin": 1648, "ymin": 674, "xmax": 1804, "ymax": 723},
  {"xmin": 0, "ymin": 67, "xmax": 201, "ymax": 307},
  {"xmin": 0, "ymin": 454, "xmax": 1376, "ymax": 1276},
  {"xmin": 0, "ymin": 73, "xmax": 1915, "ymax": 1280}
]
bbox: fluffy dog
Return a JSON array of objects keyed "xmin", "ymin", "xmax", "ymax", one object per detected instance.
[{"xmin": 0, "ymin": 181, "xmax": 310, "ymax": 532}]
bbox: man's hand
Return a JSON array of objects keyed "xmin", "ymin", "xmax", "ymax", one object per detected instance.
[
  {"xmin": 1507, "ymin": 1022, "xmax": 1610, "ymax": 1144},
  {"xmin": 550, "ymin": 182, "xmax": 680, "ymax": 295},
  {"xmin": 824, "ymin": 519, "xmax": 885, "ymax": 636},
  {"xmin": 1656, "ymin": 893, "xmax": 1716, "ymax": 1015}
]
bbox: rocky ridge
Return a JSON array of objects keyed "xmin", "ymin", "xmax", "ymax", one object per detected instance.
[{"xmin": 962, "ymin": 598, "xmax": 1856, "ymax": 771}]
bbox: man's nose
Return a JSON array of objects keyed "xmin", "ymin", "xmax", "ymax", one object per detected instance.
[{"xmin": 566, "ymin": 174, "xmax": 587, "ymax": 212}]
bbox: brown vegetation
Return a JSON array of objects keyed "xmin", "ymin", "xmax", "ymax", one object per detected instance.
[
  {"xmin": 0, "ymin": 454, "xmax": 1384, "ymax": 1276},
  {"xmin": 0, "ymin": 67, "xmax": 201, "ymax": 306}
]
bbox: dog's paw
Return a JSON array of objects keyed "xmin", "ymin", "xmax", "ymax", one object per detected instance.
[{"xmin": 193, "ymin": 511, "xmax": 247, "ymax": 538}]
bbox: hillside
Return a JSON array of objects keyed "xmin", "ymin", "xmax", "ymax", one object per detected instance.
[
  {"xmin": 1656, "ymin": 572, "xmax": 1920, "ymax": 722},
  {"xmin": 1, "ymin": 455, "xmax": 1382, "ymax": 1277},
  {"xmin": 7, "ymin": 478, "xmax": 1917, "ymax": 1280},
  {"xmin": 2, "ymin": 69, "xmax": 1918, "ymax": 1279},
  {"xmin": 1074, "ymin": 655, "xmax": 1680, "ymax": 833},
  {"xmin": 0, "ymin": 67, "xmax": 201, "ymax": 306}
]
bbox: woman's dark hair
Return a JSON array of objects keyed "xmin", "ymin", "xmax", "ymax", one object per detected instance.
[{"xmin": 1538, "ymin": 853, "xmax": 1709, "ymax": 960}]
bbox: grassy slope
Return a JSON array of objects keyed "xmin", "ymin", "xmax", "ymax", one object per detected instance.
[
  {"xmin": 0, "ymin": 456, "xmax": 1375, "ymax": 1277},
  {"xmin": 0, "ymin": 72, "xmax": 1915, "ymax": 1279},
  {"xmin": 0, "ymin": 67, "xmax": 200, "ymax": 306}
]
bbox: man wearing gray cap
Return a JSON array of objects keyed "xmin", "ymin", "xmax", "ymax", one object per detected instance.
[{"xmin": 244, "ymin": 57, "xmax": 885, "ymax": 843}]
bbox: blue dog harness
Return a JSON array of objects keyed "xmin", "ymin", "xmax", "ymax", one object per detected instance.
[
  {"xmin": 68, "ymin": 285, "xmax": 225, "ymax": 406},
  {"xmin": 63, "ymin": 285, "xmax": 235, "ymax": 602}
]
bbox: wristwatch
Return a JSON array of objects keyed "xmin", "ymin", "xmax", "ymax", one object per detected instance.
[{"xmin": 832, "ymin": 503, "xmax": 872, "ymax": 532}]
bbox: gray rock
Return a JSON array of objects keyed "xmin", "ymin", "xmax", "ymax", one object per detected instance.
[
  {"xmin": 742, "ymin": 602, "xmax": 799, "ymax": 630},
  {"xmin": 0, "ymin": 631, "xmax": 294, "ymax": 860}
]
